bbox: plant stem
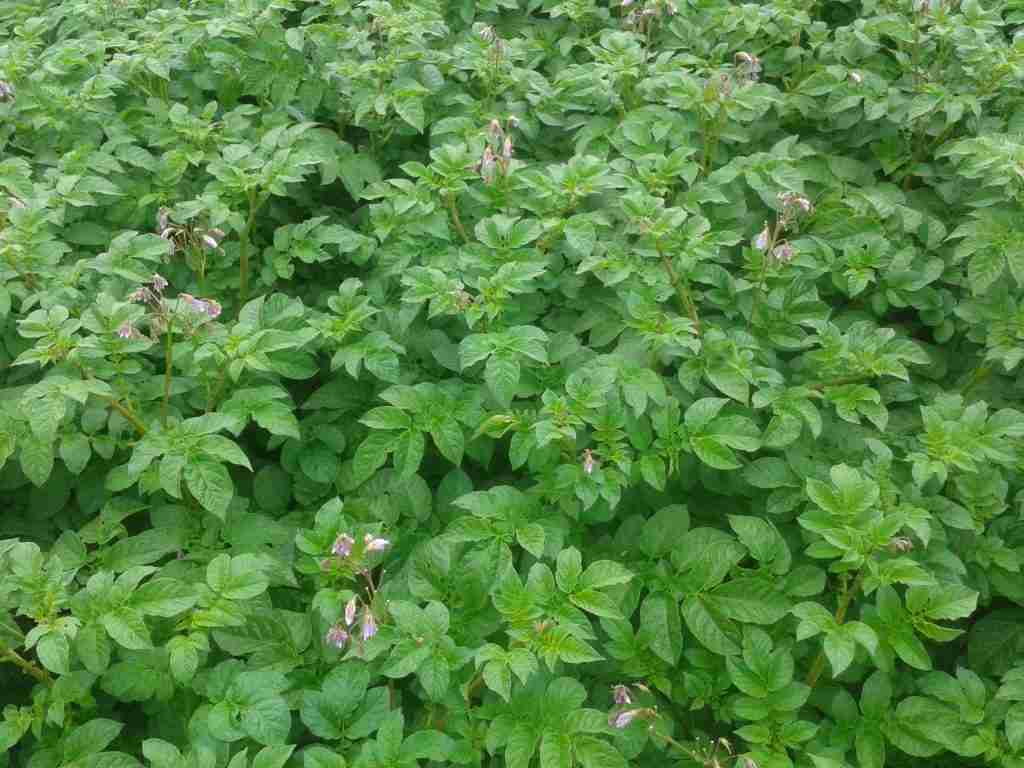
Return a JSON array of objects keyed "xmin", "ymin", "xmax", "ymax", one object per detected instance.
[
  {"xmin": 206, "ymin": 364, "xmax": 231, "ymax": 413},
  {"xmin": 446, "ymin": 193, "xmax": 470, "ymax": 244},
  {"xmin": 805, "ymin": 570, "xmax": 864, "ymax": 688},
  {"xmin": 806, "ymin": 373, "xmax": 875, "ymax": 392},
  {"xmin": 239, "ymin": 189, "xmax": 261, "ymax": 306},
  {"xmin": 656, "ymin": 241, "xmax": 701, "ymax": 335},
  {"xmin": 105, "ymin": 396, "xmax": 148, "ymax": 436},
  {"xmin": 1, "ymin": 648, "xmax": 52, "ymax": 684},
  {"xmin": 161, "ymin": 319, "xmax": 174, "ymax": 428}
]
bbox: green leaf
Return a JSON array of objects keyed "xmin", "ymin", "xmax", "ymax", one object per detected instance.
[
  {"xmin": 64, "ymin": 720, "xmax": 123, "ymax": 762},
  {"xmin": 207, "ymin": 554, "xmax": 269, "ymax": 600},
  {"xmin": 430, "ymin": 417, "xmax": 464, "ymax": 465},
  {"xmin": 185, "ymin": 457, "xmax": 234, "ymax": 519}
]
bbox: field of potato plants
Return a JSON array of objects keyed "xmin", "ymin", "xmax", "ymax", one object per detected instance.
[{"xmin": 2, "ymin": 0, "xmax": 1024, "ymax": 767}]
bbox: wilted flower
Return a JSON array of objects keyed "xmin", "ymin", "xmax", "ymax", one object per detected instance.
[
  {"xmin": 361, "ymin": 608, "xmax": 378, "ymax": 641},
  {"xmin": 507, "ymin": 115, "xmax": 520, "ymax": 128},
  {"xmin": 582, "ymin": 449, "xmax": 597, "ymax": 476},
  {"xmin": 779, "ymin": 191, "xmax": 813, "ymax": 216},
  {"xmin": 613, "ymin": 684, "xmax": 632, "ymax": 705},
  {"xmin": 364, "ymin": 533, "xmax": 391, "ymax": 552},
  {"xmin": 333, "ymin": 533, "xmax": 355, "ymax": 557},
  {"xmin": 0, "ymin": 81, "xmax": 15, "ymax": 102},
  {"xmin": 345, "ymin": 596, "xmax": 358, "ymax": 626},
  {"xmin": 501, "ymin": 136, "xmax": 513, "ymax": 162},
  {"xmin": 609, "ymin": 709, "xmax": 642, "ymax": 729},
  {"xmin": 888, "ymin": 536, "xmax": 914, "ymax": 553},
  {"xmin": 488, "ymin": 118, "xmax": 503, "ymax": 140},
  {"xmin": 325, "ymin": 624, "xmax": 349, "ymax": 649},
  {"xmin": 129, "ymin": 287, "xmax": 151, "ymax": 304},
  {"xmin": 479, "ymin": 24, "xmax": 496, "ymax": 42},
  {"xmin": 480, "ymin": 146, "xmax": 497, "ymax": 184},
  {"xmin": 754, "ymin": 224, "xmax": 770, "ymax": 251},
  {"xmin": 117, "ymin": 321, "xmax": 140, "ymax": 340},
  {"xmin": 772, "ymin": 242, "xmax": 794, "ymax": 263},
  {"xmin": 151, "ymin": 273, "xmax": 168, "ymax": 292},
  {"xmin": 735, "ymin": 51, "xmax": 762, "ymax": 81}
]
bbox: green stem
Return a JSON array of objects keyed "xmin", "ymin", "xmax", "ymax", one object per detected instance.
[
  {"xmin": 206, "ymin": 363, "xmax": 231, "ymax": 413},
  {"xmin": 1, "ymin": 648, "xmax": 52, "ymax": 684},
  {"xmin": 806, "ymin": 571, "xmax": 864, "ymax": 688},
  {"xmin": 806, "ymin": 373, "xmax": 875, "ymax": 392},
  {"xmin": 105, "ymin": 396, "xmax": 148, "ymax": 436},
  {"xmin": 656, "ymin": 241, "xmax": 701, "ymax": 335},
  {"xmin": 446, "ymin": 193, "xmax": 470, "ymax": 244},
  {"xmin": 161, "ymin": 318, "xmax": 174, "ymax": 428},
  {"xmin": 239, "ymin": 189, "xmax": 261, "ymax": 306}
]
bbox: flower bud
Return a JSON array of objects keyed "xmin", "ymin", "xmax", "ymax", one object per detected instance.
[
  {"xmin": 345, "ymin": 596, "xmax": 358, "ymax": 626},
  {"xmin": 888, "ymin": 536, "xmax": 914, "ymax": 553},
  {"xmin": 582, "ymin": 449, "xmax": 597, "ymax": 476}
]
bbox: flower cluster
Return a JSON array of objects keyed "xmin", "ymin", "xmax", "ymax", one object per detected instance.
[
  {"xmin": 323, "ymin": 531, "xmax": 390, "ymax": 568},
  {"xmin": 178, "ymin": 293, "xmax": 222, "ymax": 319},
  {"xmin": 734, "ymin": 51, "xmax": 762, "ymax": 83},
  {"xmin": 156, "ymin": 207, "xmax": 225, "ymax": 256},
  {"xmin": 325, "ymin": 595, "xmax": 379, "ymax": 650},
  {"xmin": 475, "ymin": 116, "xmax": 517, "ymax": 185}
]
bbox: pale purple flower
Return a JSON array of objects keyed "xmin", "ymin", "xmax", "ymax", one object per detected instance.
[
  {"xmin": 117, "ymin": 322, "xmax": 136, "ymax": 339},
  {"xmin": 849, "ymin": 71, "xmax": 863, "ymax": 85},
  {"xmin": 622, "ymin": 0, "xmax": 634, "ymax": 6},
  {"xmin": 345, "ymin": 596, "xmax": 358, "ymax": 626},
  {"xmin": 613, "ymin": 685, "xmax": 632, "ymax": 705},
  {"xmin": 754, "ymin": 225, "xmax": 770, "ymax": 251},
  {"xmin": 609, "ymin": 709, "xmax": 641, "ymax": 729},
  {"xmin": 326, "ymin": 624, "xmax": 349, "ymax": 649},
  {"xmin": 202, "ymin": 234, "xmax": 219, "ymax": 249},
  {"xmin": 364, "ymin": 533, "xmax": 390, "ymax": 552},
  {"xmin": 488, "ymin": 118, "xmax": 503, "ymax": 140},
  {"xmin": 361, "ymin": 609, "xmax": 378, "ymax": 641},
  {"xmin": 204, "ymin": 299, "xmax": 222, "ymax": 319},
  {"xmin": 151, "ymin": 273, "xmax": 168, "ymax": 292},
  {"xmin": 0, "ymin": 81, "xmax": 15, "ymax": 102},
  {"xmin": 333, "ymin": 533, "xmax": 355, "ymax": 558},
  {"xmin": 582, "ymin": 449, "xmax": 597, "ymax": 476},
  {"xmin": 501, "ymin": 136, "xmax": 513, "ymax": 161}
]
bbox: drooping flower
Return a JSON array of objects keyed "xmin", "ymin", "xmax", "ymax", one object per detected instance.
[
  {"xmin": 117, "ymin": 322, "xmax": 139, "ymax": 340},
  {"xmin": 345, "ymin": 596, "xmax": 358, "ymax": 626},
  {"xmin": 612, "ymin": 684, "xmax": 632, "ymax": 705},
  {"xmin": 361, "ymin": 608, "xmax": 378, "ymax": 641},
  {"xmin": 333, "ymin": 533, "xmax": 355, "ymax": 558},
  {"xmin": 325, "ymin": 624, "xmax": 349, "ymax": 649},
  {"xmin": 609, "ymin": 709, "xmax": 641, "ymax": 729},
  {"xmin": 479, "ymin": 146, "xmax": 497, "ymax": 184},
  {"xmin": 754, "ymin": 225, "xmax": 770, "ymax": 251},
  {"xmin": 364, "ymin": 533, "xmax": 390, "ymax": 552},
  {"xmin": 582, "ymin": 449, "xmax": 597, "ymax": 476}
]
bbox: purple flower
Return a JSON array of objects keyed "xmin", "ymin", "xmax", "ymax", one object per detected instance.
[
  {"xmin": 754, "ymin": 225, "xmax": 770, "ymax": 251},
  {"xmin": 333, "ymin": 533, "xmax": 354, "ymax": 558},
  {"xmin": 0, "ymin": 81, "xmax": 15, "ymax": 102},
  {"xmin": 613, "ymin": 685, "xmax": 632, "ymax": 706},
  {"xmin": 345, "ymin": 596, "xmax": 358, "ymax": 627},
  {"xmin": 772, "ymin": 242, "xmax": 794, "ymax": 263},
  {"xmin": 117, "ymin": 322, "xmax": 137, "ymax": 339},
  {"xmin": 151, "ymin": 273, "xmax": 168, "ymax": 292},
  {"xmin": 361, "ymin": 609, "xmax": 378, "ymax": 641},
  {"xmin": 129, "ymin": 287, "xmax": 150, "ymax": 304},
  {"xmin": 609, "ymin": 709, "xmax": 641, "ymax": 729},
  {"xmin": 325, "ymin": 624, "xmax": 349, "ymax": 649},
  {"xmin": 364, "ymin": 533, "xmax": 390, "ymax": 552},
  {"xmin": 204, "ymin": 299, "xmax": 222, "ymax": 319}
]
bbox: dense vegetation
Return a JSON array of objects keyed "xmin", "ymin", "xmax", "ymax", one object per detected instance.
[{"xmin": 2, "ymin": 0, "xmax": 1024, "ymax": 767}]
